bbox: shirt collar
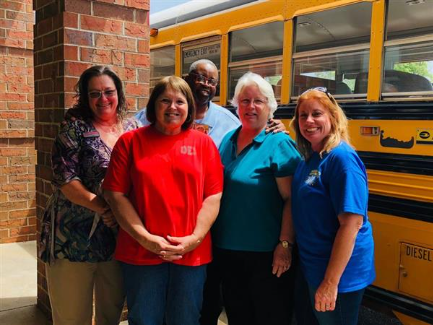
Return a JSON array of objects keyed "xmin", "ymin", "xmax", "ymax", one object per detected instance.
[{"xmin": 229, "ymin": 126, "xmax": 267, "ymax": 144}]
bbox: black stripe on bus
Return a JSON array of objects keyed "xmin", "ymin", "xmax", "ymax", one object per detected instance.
[
  {"xmin": 364, "ymin": 285, "xmax": 433, "ymax": 324},
  {"xmin": 369, "ymin": 194, "xmax": 433, "ymax": 223},
  {"xmin": 358, "ymin": 152, "xmax": 433, "ymax": 176},
  {"xmin": 273, "ymin": 101, "xmax": 433, "ymax": 120}
]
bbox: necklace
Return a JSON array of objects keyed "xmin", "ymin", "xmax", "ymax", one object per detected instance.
[{"xmin": 93, "ymin": 120, "xmax": 123, "ymax": 135}]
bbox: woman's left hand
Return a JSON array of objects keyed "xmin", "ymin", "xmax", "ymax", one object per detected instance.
[
  {"xmin": 272, "ymin": 244, "xmax": 292, "ymax": 277},
  {"xmin": 315, "ymin": 280, "xmax": 338, "ymax": 312},
  {"xmin": 265, "ymin": 119, "xmax": 288, "ymax": 134}
]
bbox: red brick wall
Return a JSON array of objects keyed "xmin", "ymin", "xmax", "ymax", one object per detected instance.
[
  {"xmin": 34, "ymin": 0, "xmax": 150, "ymax": 316},
  {"xmin": 0, "ymin": 0, "xmax": 36, "ymax": 243}
]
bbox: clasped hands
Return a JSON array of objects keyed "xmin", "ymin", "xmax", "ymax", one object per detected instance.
[
  {"xmin": 97, "ymin": 202, "xmax": 118, "ymax": 228},
  {"xmin": 141, "ymin": 233, "xmax": 202, "ymax": 261}
]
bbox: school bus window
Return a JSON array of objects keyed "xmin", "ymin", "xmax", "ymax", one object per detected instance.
[
  {"xmin": 228, "ymin": 60, "xmax": 283, "ymax": 100},
  {"xmin": 387, "ymin": 0, "xmax": 433, "ymax": 41},
  {"xmin": 181, "ymin": 39, "xmax": 221, "ymax": 75},
  {"xmin": 228, "ymin": 22, "xmax": 283, "ymax": 100},
  {"xmin": 150, "ymin": 46, "xmax": 175, "ymax": 93},
  {"xmin": 382, "ymin": 0, "xmax": 433, "ymax": 98},
  {"xmin": 292, "ymin": 2, "xmax": 372, "ymax": 99},
  {"xmin": 230, "ymin": 21, "xmax": 283, "ymax": 62}
]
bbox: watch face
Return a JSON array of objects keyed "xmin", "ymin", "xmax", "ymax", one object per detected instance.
[{"xmin": 281, "ymin": 241, "xmax": 289, "ymax": 248}]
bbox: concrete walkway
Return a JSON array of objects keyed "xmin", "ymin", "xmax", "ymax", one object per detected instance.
[
  {"xmin": 0, "ymin": 241, "xmax": 49, "ymax": 325},
  {"xmin": 0, "ymin": 241, "xmax": 227, "ymax": 325}
]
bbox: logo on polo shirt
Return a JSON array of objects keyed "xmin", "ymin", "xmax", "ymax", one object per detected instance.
[
  {"xmin": 305, "ymin": 169, "xmax": 321, "ymax": 186},
  {"xmin": 181, "ymin": 145, "xmax": 197, "ymax": 156}
]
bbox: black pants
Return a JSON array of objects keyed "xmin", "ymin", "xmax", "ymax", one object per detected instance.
[
  {"xmin": 294, "ymin": 265, "xmax": 320, "ymax": 325},
  {"xmin": 215, "ymin": 248, "xmax": 296, "ymax": 325},
  {"xmin": 199, "ymin": 256, "xmax": 224, "ymax": 325}
]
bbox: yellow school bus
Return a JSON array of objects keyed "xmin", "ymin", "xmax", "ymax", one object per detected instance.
[{"xmin": 149, "ymin": 1, "xmax": 433, "ymax": 324}]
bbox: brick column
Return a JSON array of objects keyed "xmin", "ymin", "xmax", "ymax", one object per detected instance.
[
  {"xmin": 34, "ymin": 0, "xmax": 150, "ymax": 316},
  {"xmin": 0, "ymin": 1, "xmax": 36, "ymax": 243}
]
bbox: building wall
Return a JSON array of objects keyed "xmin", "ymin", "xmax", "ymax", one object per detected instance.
[{"xmin": 0, "ymin": 0, "xmax": 37, "ymax": 243}]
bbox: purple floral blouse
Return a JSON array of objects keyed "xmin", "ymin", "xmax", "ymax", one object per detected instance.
[{"xmin": 39, "ymin": 117, "xmax": 141, "ymax": 263}]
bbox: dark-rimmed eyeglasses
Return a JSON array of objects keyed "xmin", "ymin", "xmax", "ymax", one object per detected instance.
[
  {"xmin": 189, "ymin": 71, "xmax": 218, "ymax": 87},
  {"xmin": 88, "ymin": 89, "xmax": 117, "ymax": 99}
]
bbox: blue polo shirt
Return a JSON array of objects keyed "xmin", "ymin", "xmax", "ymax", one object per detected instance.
[
  {"xmin": 291, "ymin": 142, "xmax": 375, "ymax": 292},
  {"xmin": 212, "ymin": 127, "xmax": 301, "ymax": 252}
]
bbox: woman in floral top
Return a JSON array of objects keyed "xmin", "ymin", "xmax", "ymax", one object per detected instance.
[{"xmin": 39, "ymin": 65, "xmax": 141, "ymax": 325}]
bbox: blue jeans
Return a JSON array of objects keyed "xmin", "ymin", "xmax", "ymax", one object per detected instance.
[
  {"xmin": 308, "ymin": 285, "xmax": 365, "ymax": 325},
  {"xmin": 121, "ymin": 262, "xmax": 207, "ymax": 325}
]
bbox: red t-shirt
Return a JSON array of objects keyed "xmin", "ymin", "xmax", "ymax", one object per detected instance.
[{"xmin": 102, "ymin": 126, "xmax": 223, "ymax": 266}]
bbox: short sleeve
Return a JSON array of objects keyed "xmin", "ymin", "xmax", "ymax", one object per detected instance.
[
  {"xmin": 271, "ymin": 136, "xmax": 302, "ymax": 177},
  {"xmin": 134, "ymin": 108, "xmax": 151, "ymax": 126},
  {"xmin": 328, "ymin": 151, "xmax": 368, "ymax": 218},
  {"xmin": 102, "ymin": 132, "xmax": 133, "ymax": 194},
  {"xmin": 51, "ymin": 121, "xmax": 83, "ymax": 188},
  {"xmin": 203, "ymin": 138, "xmax": 224, "ymax": 198}
]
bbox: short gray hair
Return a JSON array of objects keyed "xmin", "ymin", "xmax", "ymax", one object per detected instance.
[
  {"xmin": 189, "ymin": 59, "xmax": 218, "ymax": 74},
  {"xmin": 232, "ymin": 72, "xmax": 278, "ymax": 118}
]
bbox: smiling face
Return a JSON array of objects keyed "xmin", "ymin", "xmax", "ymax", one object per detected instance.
[
  {"xmin": 237, "ymin": 84, "xmax": 270, "ymax": 132},
  {"xmin": 297, "ymin": 98, "xmax": 332, "ymax": 152},
  {"xmin": 154, "ymin": 88, "xmax": 189, "ymax": 135},
  {"xmin": 187, "ymin": 62, "xmax": 218, "ymax": 109},
  {"xmin": 88, "ymin": 75, "xmax": 118, "ymax": 124}
]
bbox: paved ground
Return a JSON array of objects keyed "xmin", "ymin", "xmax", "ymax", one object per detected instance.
[{"xmin": 0, "ymin": 241, "xmax": 401, "ymax": 325}]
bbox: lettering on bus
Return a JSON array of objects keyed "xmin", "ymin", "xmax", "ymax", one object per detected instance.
[
  {"xmin": 183, "ymin": 44, "xmax": 220, "ymax": 59},
  {"xmin": 406, "ymin": 245, "xmax": 432, "ymax": 262}
]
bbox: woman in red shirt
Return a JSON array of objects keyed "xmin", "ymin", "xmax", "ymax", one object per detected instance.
[{"xmin": 103, "ymin": 76, "xmax": 223, "ymax": 325}]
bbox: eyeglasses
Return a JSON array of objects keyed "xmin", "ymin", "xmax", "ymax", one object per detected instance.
[
  {"xmin": 189, "ymin": 71, "xmax": 218, "ymax": 87},
  {"xmin": 239, "ymin": 98, "xmax": 268, "ymax": 108},
  {"xmin": 88, "ymin": 89, "xmax": 117, "ymax": 99},
  {"xmin": 301, "ymin": 87, "xmax": 334, "ymax": 100}
]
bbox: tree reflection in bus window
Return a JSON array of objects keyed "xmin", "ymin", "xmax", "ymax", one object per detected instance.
[{"xmin": 383, "ymin": 0, "xmax": 433, "ymax": 97}]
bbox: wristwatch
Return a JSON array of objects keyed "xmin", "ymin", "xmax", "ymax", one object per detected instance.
[{"xmin": 280, "ymin": 240, "xmax": 293, "ymax": 249}]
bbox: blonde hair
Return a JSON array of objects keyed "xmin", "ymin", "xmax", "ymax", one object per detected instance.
[{"xmin": 290, "ymin": 89, "xmax": 351, "ymax": 160}]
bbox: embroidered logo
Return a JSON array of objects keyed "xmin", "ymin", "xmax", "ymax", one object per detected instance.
[
  {"xmin": 180, "ymin": 145, "xmax": 197, "ymax": 156},
  {"xmin": 305, "ymin": 169, "xmax": 321, "ymax": 186}
]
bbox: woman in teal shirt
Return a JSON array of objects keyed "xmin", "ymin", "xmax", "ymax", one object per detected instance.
[{"xmin": 212, "ymin": 72, "xmax": 301, "ymax": 325}]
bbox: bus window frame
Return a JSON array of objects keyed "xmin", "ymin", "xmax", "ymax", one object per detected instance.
[
  {"xmin": 291, "ymin": 2, "xmax": 373, "ymax": 102},
  {"xmin": 382, "ymin": 35, "xmax": 433, "ymax": 101}
]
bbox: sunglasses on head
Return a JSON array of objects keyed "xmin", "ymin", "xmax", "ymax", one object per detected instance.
[
  {"xmin": 88, "ymin": 89, "xmax": 117, "ymax": 99},
  {"xmin": 301, "ymin": 87, "xmax": 335, "ymax": 101}
]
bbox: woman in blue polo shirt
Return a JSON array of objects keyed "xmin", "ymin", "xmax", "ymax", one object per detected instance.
[
  {"xmin": 212, "ymin": 72, "xmax": 301, "ymax": 325},
  {"xmin": 291, "ymin": 88, "xmax": 375, "ymax": 325}
]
